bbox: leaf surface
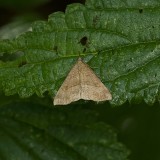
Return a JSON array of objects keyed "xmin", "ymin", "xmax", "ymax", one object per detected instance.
[
  {"xmin": 0, "ymin": 0, "xmax": 160, "ymax": 105},
  {"xmin": 0, "ymin": 103, "xmax": 129, "ymax": 160}
]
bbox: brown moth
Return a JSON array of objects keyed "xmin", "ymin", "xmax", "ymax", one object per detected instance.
[{"xmin": 54, "ymin": 58, "xmax": 112, "ymax": 105}]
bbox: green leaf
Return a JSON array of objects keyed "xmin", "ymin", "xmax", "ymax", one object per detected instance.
[
  {"xmin": 0, "ymin": 15, "xmax": 41, "ymax": 40},
  {"xmin": 0, "ymin": 103, "xmax": 129, "ymax": 160},
  {"xmin": 0, "ymin": 0, "xmax": 160, "ymax": 106}
]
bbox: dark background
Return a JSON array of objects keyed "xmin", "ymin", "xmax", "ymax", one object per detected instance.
[
  {"xmin": 0, "ymin": 0, "xmax": 160, "ymax": 160},
  {"xmin": 0, "ymin": 0, "xmax": 85, "ymax": 27}
]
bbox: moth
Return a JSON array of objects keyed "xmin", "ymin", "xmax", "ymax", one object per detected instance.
[{"xmin": 54, "ymin": 58, "xmax": 112, "ymax": 105}]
